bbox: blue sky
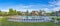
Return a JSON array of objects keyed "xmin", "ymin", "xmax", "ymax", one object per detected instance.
[{"xmin": 0, "ymin": 0, "xmax": 60, "ymax": 12}]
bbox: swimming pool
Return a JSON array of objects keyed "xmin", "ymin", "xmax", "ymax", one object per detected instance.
[{"xmin": 8, "ymin": 16, "xmax": 52, "ymax": 22}]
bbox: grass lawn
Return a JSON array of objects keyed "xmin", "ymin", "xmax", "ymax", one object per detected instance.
[
  {"xmin": 0, "ymin": 16, "xmax": 60, "ymax": 26},
  {"xmin": 0, "ymin": 18, "xmax": 2, "ymax": 26},
  {"xmin": 0, "ymin": 18, "xmax": 2, "ymax": 22},
  {"xmin": 1, "ymin": 21, "xmax": 60, "ymax": 26},
  {"xmin": 0, "ymin": 17, "xmax": 3, "ymax": 26}
]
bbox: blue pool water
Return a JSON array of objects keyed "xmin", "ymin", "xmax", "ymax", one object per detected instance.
[{"xmin": 8, "ymin": 16, "xmax": 52, "ymax": 22}]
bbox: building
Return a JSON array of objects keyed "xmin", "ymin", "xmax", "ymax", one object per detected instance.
[
  {"xmin": 57, "ymin": 11, "xmax": 60, "ymax": 16},
  {"xmin": 22, "ymin": 12, "xmax": 26, "ymax": 16},
  {"xmin": 54, "ymin": 11, "xmax": 60, "ymax": 16},
  {"xmin": 30, "ymin": 11, "xmax": 39, "ymax": 16}
]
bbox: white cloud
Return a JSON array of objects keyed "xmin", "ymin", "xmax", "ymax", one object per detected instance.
[
  {"xmin": 1, "ymin": 2, "xmax": 60, "ymax": 12},
  {"xmin": 44, "ymin": 8, "xmax": 50, "ymax": 12},
  {"xmin": 49, "ymin": 0, "xmax": 60, "ymax": 11},
  {"xmin": 55, "ymin": 1, "xmax": 60, "ymax": 6},
  {"xmin": 49, "ymin": 0, "xmax": 60, "ymax": 6},
  {"xmin": 0, "ymin": 5, "xmax": 40, "ymax": 12},
  {"xmin": 1, "ymin": 10, "xmax": 9, "ymax": 12},
  {"xmin": 40, "ymin": 8, "xmax": 51, "ymax": 13},
  {"xmin": 53, "ymin": 7, "xmax": 60, "ymax": 11}
]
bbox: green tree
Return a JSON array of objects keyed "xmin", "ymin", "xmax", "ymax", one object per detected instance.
[
  {"xmin": 46, "ymin": 11, "xmax": 56, "ymax": 16},
  {"xmin": 8, "ymin": 8, "xmax": 23, "ymax": 16},
  {"xmin": 17, "ymin": 11, "xmax": 22, "ymax": 15},
  {"xmin": 39, "ymin": 10, "xmax": 45, "ymax": 16},
  {"xmin": 50, "ymin": 12, "xmax": 56, "ymax": 16},
  {"xmin": 2, "ymin": 12, "xmax": 8, "ymax": 16},
  {"xmin": 8, "ymin": 8, "xmax": 14, "ymax": 16},
  {"xmin": 0, "ymin": 10, "xmax": 2, "ymax": 16},
  {"xmin": 13, "ymin": 10, "xmax": 17, "ymax": 15},
  {"xmin": 25, "ymin": 10, "xmax": 29, "ymax": 16},
  {"xmin": 0, "ymin": 10, "xmax": 8, "ymax": 16}
]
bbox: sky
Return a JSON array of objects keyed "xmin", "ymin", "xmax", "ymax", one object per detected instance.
[{"xmin": 0, "ymin": 0, "xmax": 60, "ymax": 12}]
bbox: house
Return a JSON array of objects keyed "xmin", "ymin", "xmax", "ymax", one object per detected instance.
[
  {"xmin": 54, "ymin": 11, "xmax": 60, "ymax": 16},
  {"xmin": 41, "ymin": 12, "xmax": 46, "ymax": 16},
  {"xmin": 57, "ymin": 11, "xmax": 60, "ymax": 16},
  {"xmin": 29, "ymin": 11, "xmax": 39, "ymax": 16},
  {"xmin": 22, "ymin": 12, "xmax": 26, "ymax": 16}
]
